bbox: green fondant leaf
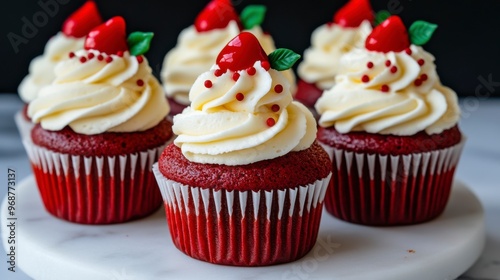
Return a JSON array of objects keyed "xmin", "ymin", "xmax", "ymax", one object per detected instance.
[
  {"xmin": 374, "ymin": 10, "xmax": 391, "ymax": 26},
  {"xmin": 240, "ymin": 5, "xmax": 267, "ymax": 29},
  {"xmin": 409, "ymin": 20, "xmax": 438, "ymax": 46},
  {"xmin": 268, "ymin": 48, "xmax": 301, "ymax": 71},
  {"xmin": 127, "ymin": 32, "xmax": 154, "ymax": 56}
]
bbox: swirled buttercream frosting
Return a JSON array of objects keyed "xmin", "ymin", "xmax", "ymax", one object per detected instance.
[
  {"xmin": 28, "ymin": 50, "xmax": 169, "ymax": 135},
  {"xmin": 173, "ymin": 61, "xmax": 315, "ymax": 165},
  {"xmin": 18, "ymin": 33, "xmax": 84, "ymax": 102},
  {"xmin": 315, "ymin": 45, "xmax": 460, "ymax": 135},
  {"xmin": 298, "ymin": 21, "xmax": 372, "ymax": 90}
]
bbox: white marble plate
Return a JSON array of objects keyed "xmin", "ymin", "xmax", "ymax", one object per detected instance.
[{"xmin": 1, "ymin": 176, "xmax": 485, "ymax": 280}]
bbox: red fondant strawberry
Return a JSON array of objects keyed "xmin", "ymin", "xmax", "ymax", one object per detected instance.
[
  {"xmin": 365, "ymin": 15, "xmax": 410, "ymax": 53},
  {"xmin": 195, "ymin": 0, "xmax": 242, "ymax": 32},
  {"xmin": 84, "ymin": 16, "xmax": 129, "ymax": 55},
  {"xmin": 216, "ymin": 32, "xmax": 268, "ymax": 71},
  {"xmin": 62, "ymin": 1, "xmax": 103, "ymax": 38},
  {"xmin": 333, "ymin": 0, "xmax": 374, "ymax": 28}
]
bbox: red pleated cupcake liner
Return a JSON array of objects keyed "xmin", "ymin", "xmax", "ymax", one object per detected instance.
[
  {"xmin": 24, "ymin": 140, "xmax": 169, "ymax": 224},
  {"xmin": 153, "ymin": 164, "xmax": 331, "ymax": 266},
  {"xmin": 319, "ymin": 137, "xmax": 465, "ymax": 226}
]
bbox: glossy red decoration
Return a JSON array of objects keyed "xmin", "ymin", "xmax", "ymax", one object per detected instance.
[
  {"xmin": 365, "ymin": 15, "xmax": 410, "ymax": 53},
  {"xmin": 333, "ymin": 0, "xmax": 374, "ymax": 28},
  {"xmin": 84, "ymin": 16, "xmax": 129, "ymax": 55},
  {"xmin": 216, "ymin": 32, "xmax": 268, "ymax": 72},
  {"xmin": 62, "ymin": 1, "xmax": 103, "ymax": 38},
  {"xmin": 195, "ymin": 0, "xmax": 242, "ymax": 32}
]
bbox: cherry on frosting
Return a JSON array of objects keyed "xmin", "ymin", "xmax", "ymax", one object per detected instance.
[
  {"xmin": 365, "ymin": 16, "xmax": 410, "ymax": 53},
  {"xmin": 333, "ymin": 0, "xmax": 374, "ymax": 28},
  {"xmin": 216, "ymin": 32, "xmax": 268, "ymax": 72},
  {"xmin": 62, "ymin": 1, "xmax": 103, "ymax": 38},
  {"xmin": 84, "ymin": 16, "xmax": 129, "ymax": 55},
  {"xmin": 194, "ymin": 0, "xmax": 242, "ymax": 32}
]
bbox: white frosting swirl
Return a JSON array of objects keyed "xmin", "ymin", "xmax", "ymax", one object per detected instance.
[
  {"xmin": 161, "ymin": 21, "xmax": 296, "ymax": 106},
  {"xmin": 173, "ymin": 61, "xmax": 316, "ymax": 165},
  {"xmin": 315, "ymin": 45, "xmax": 460, "ymax": 135},
  {"xmin": 18, "ymin": 32, "xmax": 84, "ymax": 102},
  {"xmin": 298, "ymin": 20, "xmax": 372, "ymax": 90},
  {"xmin": 28, "ymin": 50, "xmax": 169, "ymax": 135},
  {"xmin": 161, "ymin": 21, "xmax": 241, "ymax": 105},
  {"xmin": 247, "ymin": 26, "xmax": 296, "ymax": 94}
]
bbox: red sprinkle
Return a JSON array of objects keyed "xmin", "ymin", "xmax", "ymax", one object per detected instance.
[
  {"xmin": 68, "ymin": 52, "xmax": 75, "ymax": 58},
  {"xmin": 136, "ymin": 56, "xmax": 144, "ymax": 64},
  {"xmin": 204, "ymin": 80, "xmax": 213, "ymax": 88},
  {"xmin": 236, "ymin": 92, "xmax": 244, "ymax": 101},
  {"xmin": 79, "ymin": 57, "xmax": 87, "ymax": 63},
  {"xmin": 361, "ymin": 75, "xmax": 370, "ymax": 83},
  {"xmin": 214, "ymin": 69, "xmax": 225, "ymax": 77},
  {"xmin": 381, "ymin": 84, "xmax": 389, "ymax": 92},
  {"xmin": 385, "ymin": 60, "xmax": 391, "ymax": 67},
  {"xmin": 136, "ymin": 79, "xmax": 144, "ymax": 86},
  {"xmin": 88, "ymin": 53, "xmax": 95, "ymax": 59},
  {"xmin": 271, "ymin": 104, "xmax": 280, "ymax": 112},
  {"xmin": 418, "ymin": 59, "xmax": 425, "ymax": 66},
  {"xmin": 106, "ymin": 56, "xmax": 113, "ymax": 63},
  {"xmin": 420, "ymin": 74, "xmax": 428, "ymax": 81},
  {"xmin": 367, "ymin": 61, "xmax": 374, "ymax": 69},
  {"xmin": 261, "ymin": 61, "xmax": 270, "ymax": 71},
  {"xmin": 274, "ymin": 84, "xmax": 283, "ymax": 93},
  {"xmin": 117, "ymin": 51, "xmax": 124, "ymax": 57},
  {"xmin": 390, "ymin": 66, "xmax": 398, "ymax": 73},
  {"xmin": 247, "ymin": 67, "xmax": 256, "ymax": 76},
  {"xmin": 266, "ymin": 118, "xmax": 276, "ymax": 127},
  {"xmin": 232, "ymin": 72, "xmax": 240, "ymax": 81},
  {"xmin": 414, "ymin": 79, "xmax": 422, "ymax": 86},
  {"xmin": 405, "ymin": 48, "xmax": 412, "ymax": 55},
  {"xmin": 97, "ymin": 54, "xmax": 104, "ymax": 61}
]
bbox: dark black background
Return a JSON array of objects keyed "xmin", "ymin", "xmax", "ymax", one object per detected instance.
[{"xmin": 1, "ymin": 0, "xmax": 499, "ymax": 97}]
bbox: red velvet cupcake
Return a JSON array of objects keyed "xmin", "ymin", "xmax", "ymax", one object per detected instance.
[
  {"xmin": 160, "ymin": 0, "xmax": 295, "ymax": 116},
  {"xmin": 153, "ymin": 32, "xmax": 331, "ymax": 266},
  {"xmin": 296, "ymin": 0, "xmax": 374, "ymax": 114},
  {"xmin": 315, "ymin": 16, "xmax": 464, "ymax": 225},
  {"xmin": 16, "ymin": 1, "xmax": 103, "ymax": 139},
  {"xmin": 24, "ymin": 17, "xmax": 173, "ymax": 224}
]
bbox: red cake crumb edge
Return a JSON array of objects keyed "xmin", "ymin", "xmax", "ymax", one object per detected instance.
[
  {"xmin": 317, "ymin": 125, "xmax": 462, "ymax": 155},
  {"xmin": 31, "ymin": 118, "xmax": 173, "ymax": 157},
  {"xmin": 158, "ymin": 142, "xmax": 331, "ymax": 192}
]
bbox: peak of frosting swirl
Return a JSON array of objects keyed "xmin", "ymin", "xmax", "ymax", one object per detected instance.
[
  {"xmin": 173, "ymin": 61, "xmax": 316, "ymax": 165},
  {"xmin": 315, "ymin": 45, "xmax": 460, "ymax": 136},
  {"xmin": 161, "ymin": 21, "xmax": 296, "ymax": 106},
  {"xmin": 28, "ymin": 49, "xmax": 169, "ymax": 135},
  {"xmin": 161, "ymin": 21, "xmax": 241, "ymax": 105},
  {"xmin": 18, "ymin": 32, "xmax": 84, "ymax": 102},
  {"xmin": 298, "ymin": 20, "xmax": 372, "ymax": 90}
]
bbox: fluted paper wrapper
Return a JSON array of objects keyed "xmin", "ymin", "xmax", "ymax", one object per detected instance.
[
  {"xmin": 24, "ymin": 140, "xmax": 168, "ymax": 224},
  {"xmin": 319, "ymin": 137, "xmax": 465, "ymax": 225},
  {"xmin": 153, "ymin": 164, "xmax": 331, "ymax": 266},
  {"xmin": 14, "ymin": 110, "xmax": 34, "ymax": 140}
]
